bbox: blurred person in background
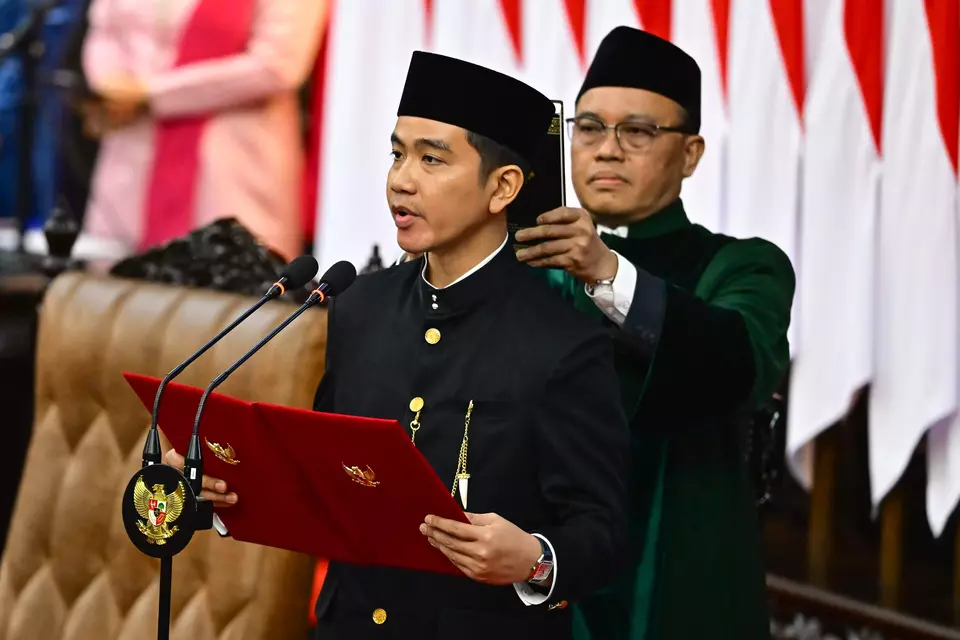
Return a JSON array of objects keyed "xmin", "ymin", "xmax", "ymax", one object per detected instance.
[
  {"xmin": 516, "ymin": 27, "xmax": 795, "ymax": 640},
  {"xmin": 0, "ymin": 0, "xmax": 84, "ymax": 244},
  {"xmin": 77, "ymin": 0, "xmax": 328, "ymax": 260}
]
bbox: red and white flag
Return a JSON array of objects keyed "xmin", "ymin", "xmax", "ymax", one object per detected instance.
[
  {"xmin": 585, "ymin": 0, "xmax": 642, "ymax": 55},
  {"xmin": 725, "ymin": 0, "xmax": 804, "ymax": 344},
  {"xmin": 870, "ymin": 0, "xmax": 958, "ymax": 521},
  {"xmin": 312, "ymin": 0, "xmax": 426, "ymax": 272},
  {"xmin": 671, "ymin": 0, "xmax": 728, "ymax": 232},
  {"xmin": 431, "ymin": 0, "xmax": 522, "ymax": 76},
  {"xmin": 786, "ymin": 0, "xmax": 882, "ymax": 488},
  {"xmin": 919, "ymin": 0, "xmax": 959, "ymax": 537}
]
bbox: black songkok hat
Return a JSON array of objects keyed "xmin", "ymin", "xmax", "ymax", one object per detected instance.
[
  {"xmin": 397, "ymin": 51, "xmax": 555, "ymax": 165},
  {"xmin": 578, "ymin": 27, "xmax": 702, "ymax": 133}
]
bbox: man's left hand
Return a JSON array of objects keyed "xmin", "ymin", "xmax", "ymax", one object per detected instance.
[
  {"xmin": 421, "ymin": 512, "xmax": 542, "ymax": 585},
  {"xmin": 514, "ymin": 207, "xmax": 618, "ymax": 284}
]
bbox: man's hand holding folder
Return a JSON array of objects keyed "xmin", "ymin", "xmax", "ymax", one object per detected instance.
[
  {"xmin": 163, "ymin": 448, "xmax": 237, "ymax": 507},
  {"xmin": 421, "ymin": 512, "xmax": 545, "ymax": 586}
]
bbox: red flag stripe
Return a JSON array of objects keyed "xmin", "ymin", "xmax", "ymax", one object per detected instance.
[
  {"xmin": 843, "ymin": 0, "xmax": 883, "ymax": 153},
  {"xmin": 499, "ymin": 0, "xmax": 523, "ymax": 63},
  {"xmin": 564, "ymin": 0, "xmax": 587, "ymax": 65},
  {"xmin": 424, "ymin": 0, "xmax": 433, "ymax": 47},
  {"xmin": 711, "ymin": 0, "xmax": 730, "ymax": 101},
  {"xmin": 924, "ymin": 0, "xmax": 960, "ymax": 175},
  {"xmin": 769, "ymin": 0, "xmax": 805, "ymax": 117},
  {"xmin": 633, "ymin": 0, "xmax": 671, "ymax": 40},
  {"xmin": 301, "ymin": 0, "xmax": 333, "ymax": 245}
]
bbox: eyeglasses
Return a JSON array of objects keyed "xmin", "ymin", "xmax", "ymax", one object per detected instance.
[{"xmin": 565, "ymin": 115, "xmax": 689, "ymax": 152}]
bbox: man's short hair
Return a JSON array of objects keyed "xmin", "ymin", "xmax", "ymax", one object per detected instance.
[{"xmin": 465, "ymin": 130, "xmax": 532, "ymax": 182}]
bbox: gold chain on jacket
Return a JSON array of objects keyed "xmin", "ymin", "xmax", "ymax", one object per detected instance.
[{"xmin": 408, "ymin": 398, "xmax": 474, "ymax": 506}]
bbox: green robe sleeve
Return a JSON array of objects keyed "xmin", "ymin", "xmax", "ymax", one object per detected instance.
[{"xmin": 620, "ymin": 238, "xmax": 795, "ymax": 420}]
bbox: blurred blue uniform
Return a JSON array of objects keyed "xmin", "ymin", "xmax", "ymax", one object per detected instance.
[{"xmin": 0, "ymin": 0, "xmax": 84, "ymax": 231}]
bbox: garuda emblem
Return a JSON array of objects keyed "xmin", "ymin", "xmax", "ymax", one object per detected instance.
[
  {"xmin": 342, "ymin": 463, "xmax": 379, "ymax": 487},
  {"xmin": 134, "ymin": 476, "xmax": 185, "ymax": 545}
]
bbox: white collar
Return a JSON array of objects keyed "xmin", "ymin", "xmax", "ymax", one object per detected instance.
[
  {"xmin": 596, "ymin": 224, "xmax": 628, "ymax": 238},
  {"xmin": 420, "ymin": 234, "xmax": 509, "ymax": 290}
]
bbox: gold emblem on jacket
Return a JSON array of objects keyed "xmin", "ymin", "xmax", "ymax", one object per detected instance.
[
  {"xmin": 372, "ymin": 608, "xmax": 387, "ymax": 624},
  {"xmin": 205, "ymin": 438, "xmax": 239, "ymax": 465},
  {"xmin": 133, "ymin": 476, "xmax": 184, "ymax": 545},
  {"xmin": 343, "ymin": 463, "xmax": 379, "ymax": 487},
  {"xmin": 424, "ymin": 328, "xmax": 441, "ymax": 344}
]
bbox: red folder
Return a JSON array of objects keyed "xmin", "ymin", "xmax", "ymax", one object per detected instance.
[{"xmin": 123, "ymin": 372, "xmax": 470, "ymax": 576}]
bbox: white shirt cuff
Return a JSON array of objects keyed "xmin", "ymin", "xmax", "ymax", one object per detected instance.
[
  {"xmin": 512, "ymin": 533, "xmax": 557, "ymax": 606},
  {"xmin": 584, "ymin": 250, "xmax": 636, "ymax": 326},
  {"xmin": 212, "ymin": 513, "xmax": 230, "ymax": 536}
]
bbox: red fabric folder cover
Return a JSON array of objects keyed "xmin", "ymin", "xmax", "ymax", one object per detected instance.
[{"xmin": 122, "ymin": 372, "xmax": 469, "ymax": 576}]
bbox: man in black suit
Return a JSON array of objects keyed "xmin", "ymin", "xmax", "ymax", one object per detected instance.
[{"xmin": 169, "ymin": 51, "xmax": 629, "ymax": 639}]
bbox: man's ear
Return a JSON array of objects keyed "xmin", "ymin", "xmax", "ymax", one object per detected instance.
[
  {"xmin": 682, "ymin": 135, "xmax": 705, "ymax": 178},
  {"xmin": 488, "ymin": 165, "xmax": 525, "ymax": 215}
]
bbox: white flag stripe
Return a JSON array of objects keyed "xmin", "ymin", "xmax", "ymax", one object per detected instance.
[
  {"xmin": 725, "ymin": 0, "xmax": 801, "ymax": 262},
  {"xmin": 870, "ymin": 0, "xmax": 958, "ymax": 510},
  {"xmin": 787, "ymin": 0, "xmax": 878, "ymax": 488},
  {"xmin": 926, "ymin": 154, "xmax": 960, "ymax": 536},
  {"xmin": 432, "ymin": 0, "xmax": 520, "ymax": 76},
  {"xmin": 671, "ymin": 0, "xmax": 727, "ymax": 233},
  {"xmin": 585, "ymin": 0, "xmax": 641, "ymax": 58},
  {"xmin": 314, "ymin": 0, "xmax": 426, "ymax": 272},
  {"xmin": 928, "ymin": 414, "xmax": 960, "ymax": 536},
  {"xmin": 726, "ymin": 0, "xmax": 803, "ymax": 353}
]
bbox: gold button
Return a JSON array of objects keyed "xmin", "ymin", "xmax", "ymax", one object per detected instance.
[
  {"xmin": 372, "ymin": 608, "xmax": 387, "ymax": 624},
  {"xmin": 409, "ymin": 397, "xmax": 424, "ymax": 412},
  {"xmin": 424, "ymin": 328, "xmax": 441, "ymax": 344}
]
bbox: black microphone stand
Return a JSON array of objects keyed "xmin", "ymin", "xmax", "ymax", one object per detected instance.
[
  {"xmin": 0, "ymin": 0, "xmax": 59, "ymax": 252},
  {"xmin": 128, "ymin": 287, "xmax": 285, "ymax": 640}
]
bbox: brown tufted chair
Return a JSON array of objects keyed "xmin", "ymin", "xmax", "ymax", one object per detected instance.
[{"xmin": 0, "ymin": 272, "xmax": 328, "ymax": 640}]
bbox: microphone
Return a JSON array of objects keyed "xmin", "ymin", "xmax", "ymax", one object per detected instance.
[
  {"xmin": 140, "ymin": 255, "xmax": 319, "ymax": 467},
  {"xmin": 182, "ymin": 260, "xmax": 356, "ymax": 495}
]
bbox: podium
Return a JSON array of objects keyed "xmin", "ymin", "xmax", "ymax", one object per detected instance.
[{"xmin": 118, "ymin": 372, "xmax": 471, "ymax": 638}]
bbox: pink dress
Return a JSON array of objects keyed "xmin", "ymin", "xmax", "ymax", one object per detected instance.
[{"xmin": 81, "ymin": 0, "xmax": 327, "ymax": 261}]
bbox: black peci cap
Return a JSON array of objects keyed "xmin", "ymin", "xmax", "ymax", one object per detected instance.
[
  {"xmin": 578, "ymin": 26, "xmax": 702, "ymax": 133},
  {"xmin": 397, "ymin": 51, "xmax": 556, "ymax": 164}
]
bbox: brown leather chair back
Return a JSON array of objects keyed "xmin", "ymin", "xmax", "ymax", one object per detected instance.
[{"xmin": 0, "ymin": 272, "xmax": 327, "ymax": 640}]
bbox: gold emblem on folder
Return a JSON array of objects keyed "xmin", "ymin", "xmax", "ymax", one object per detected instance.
[
  {"xmin": 133, "ymin": 476, "xmax": 184, "ymax": 545},
  {"xmin": 205, "ymin": 438, "xmax": 239, "ymax": 465},
  {"xmin": 547, "ymin": 114, "xmax": 561, "ymax": 135},
  {"xmin": 343, "ymin": 463, "xmax": 380, "ymax": 487}
]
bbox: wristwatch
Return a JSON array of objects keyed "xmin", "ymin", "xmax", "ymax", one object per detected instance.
[
  {"xmin": 585, "ymin": 273, "xmax": 616, "ymax": 296},
  {"xmin": 528, "ymin": 536, "xmax": 554, "ymax": 585}
]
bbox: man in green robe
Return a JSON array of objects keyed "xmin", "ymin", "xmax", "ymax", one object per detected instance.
[{"xmin": 515, "ymin": 26, "xmax": 795, "ymax": 640}]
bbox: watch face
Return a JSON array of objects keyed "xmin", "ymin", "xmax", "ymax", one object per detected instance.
[{"xmin": 532, "ymin": 561, "xmax": 553, "ymax": 583}]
